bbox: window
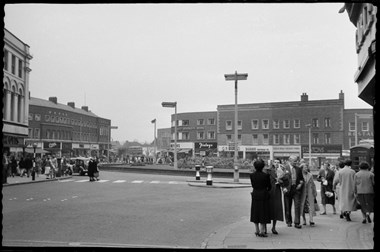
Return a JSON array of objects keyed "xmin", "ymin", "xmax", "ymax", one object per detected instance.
[
  {"xmin": 34, "ymin": 128, "xmax": 40, "ymax": 139},
  {"xmin": 4, "ymin": 49, "xmax": 8, "ymax": 70},
  {"xmin": 29, "ymin": 113, "xmax": 33, "ymax": 121},
  {"xmin": 362, "ymin": 122, "xmax": 369, "ymax": 131},
  {"xmin": 182, "ymin": 120, "xmax": 189, "ymax": 126},
  {"xmin": 207, "ymin": 131, "xmax": 215, "ymax": 139},
  {"xmin": 197, "ymin": 119, "xmax": 204, "ymax": 125},
  {"xmin": 237, "ymin": 134, "xmax": 241, "ymax": 141},
  {"xmin": 252, "ymin": 134, "xmax": 258, "ymax": 145},
  {"xmin": 238, "ymin": 120, "xmax": 242, "ymax": 130},
  {"xmin": 294, "ymin": 134, "xmax": 300, "ymax": 144},
  {"xmin": 283, "ymin": 134, "xmax": 290, "ymax": 145},
  {"xmin": 312, "ymin": 118, "xmax": 319, "ymax": 128},
  {"xmin": 18, "ymin": 59, "xmax": 23, "ymax": 78},
  {"xmin": 208, "ymin": 118, "xmax": 215, "ymax": 125},
  {"xmin": 294, "ymin": 119, "xmax": 300, "ymax": 129},
  {"xmin": 283, "ymin": 120, "xmax": 290, "ymax": 129},
  {"xmin": 28, "ymin": 128, "xmax": 33, "ymax": 138},
  {"xmin": 273, "ymin": 120, "xmax": 280, "ymax": 129},
  {"xmin": 52, "ymin": 130, "xmax": 56, "ymax": 140},
  {"xmin": 35, "ymin": 114, "xmax": 41, "ymax": 121},
  {"xmin": 226, "ymin": 134, "xmax": 232, "ymax": 140},
  {"xmin": 251, "ymin": 120, "xmax": 259, "ymax": 130},
  {"xmin": 324, "ymin": 117, "xmax": 331, "ymax": 128},
  {"xmin": 182, "ymin": 132, "xmax": 190, "ymax": 140},
  {"xmin": 263, "ymin": 134, "xmax": 269, "ymax": 145},
  {"xmin": 349, "ymin": 122, "xmax": 356, "ymax": 131},
  {"xmin": 273, "ymin": 134, "xmax": 280, "ymax": 145},
  {"xmin": 197, "ymin": 131, "xmax": 205, "ymax": 140},
  {"xmin": 262, "ymin": 119, "xmax": 269, "ymax": 129},
  {"xmin": 11, "ymin": 54, "xmax": 16, "ymax": 74},
  {"xmin": 324, "ymin": 133, "xmax": 331, "ymax": 144},
  {"xmin": 226, "ymin": 120, "xmax": 232, "ymax": 130},
  {"xmin": 46, "ymin": 130, "xmax": 50, "ymax": 139},
  {"xmin": 312, "ymin": 133, "xmax": 319, "ymax": 144}
]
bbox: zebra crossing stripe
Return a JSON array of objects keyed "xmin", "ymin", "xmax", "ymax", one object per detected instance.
[
  {"xmin": 112, "ymin": 180, "xmax": 126, "ymax": 183},
  {"xmin": 168, "ymin": 181, "xmax": 178, "ymax": 184},
  {"xmin": 131, "ymin": 180, "xmax": 144, "ymax": 183},
  {"xmin": 75, "ymin": 179, "xmax": 89, "ymax": 183},
  {"xmin": 96, "ymin": 180, "xmax": 109, "ymax": 183},
  {"xmin": 150, "ymin": 181, "xmax": 160, "ymax": 184}
]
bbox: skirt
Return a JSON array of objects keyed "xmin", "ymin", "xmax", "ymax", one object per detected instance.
[{"xmin": 356, "ymin": 194, "xmax": 374, "ymax": 213}]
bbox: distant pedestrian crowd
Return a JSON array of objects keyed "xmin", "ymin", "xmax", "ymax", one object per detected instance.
[{"xmin": 249, "ymin": 156, "xmax": 374, "ymax": 237}]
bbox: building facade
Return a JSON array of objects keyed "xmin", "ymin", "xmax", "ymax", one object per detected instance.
[
  {"xmin": 26, "ymin": 96, "xmax": 111, "ymax": 158},
  {"xmin": 161, "ymin": 91, "xmax": 373, "ymax": 168},
  {"xmin": 3, "ymin": 28, "xmax": 33, "ymax": 155}
]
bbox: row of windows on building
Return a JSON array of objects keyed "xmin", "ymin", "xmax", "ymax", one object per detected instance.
[
  {"xmin": 173, "ymin": 118, "xmax": 215, "ymax": 127},
  {"xmin": 29, "ymin": 112, "xmax": 98, "ymax": 129},
  {"xmin": 224, "ymin": 118, "xmax": 329, "ymax": 130},
  {"xmin": 28, "ymin": 128, "xmax": 99, "ymax": 142},
  {"xmin": 176, "ymin": 131, "xmax": 216, "ymax": 140},
  {"xmin": 4, "ymin": 49, "xmax": 24, "ymax": 78},
  {"xmin": 224, "ymin": 133, "xmax": 332, "ymax": 145}
]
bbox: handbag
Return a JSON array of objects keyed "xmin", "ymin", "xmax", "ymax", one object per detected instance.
[{"xmin": 94, "ymin": 172, "xmax": 99, "ymax": 178}]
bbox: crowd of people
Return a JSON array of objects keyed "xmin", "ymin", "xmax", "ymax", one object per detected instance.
[{"xmin": 249, "ymin": 156, "xmax": 375, "ymax": 238}]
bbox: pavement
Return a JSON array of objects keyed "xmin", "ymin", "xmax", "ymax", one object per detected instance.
[{"xmin": 2, "ymin": 164, "xmax": 375, "ymax": 249}]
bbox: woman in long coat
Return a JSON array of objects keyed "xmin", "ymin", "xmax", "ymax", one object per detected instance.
[
  {"xmin": 354, "ymin": 161, "xmax": 374, "ymax": 224},
  {"xmin": 317, "ymin": 163, "xmax": 336, "ymax": 214},
  {"xmin": 333, "ymin": 159, "xmax": 357, "ymax": 221},
  {"xmin": 300, "ymin": 163, "xmax": 318, "ymax": 226},
  {"xmin": 264, "ymin": 160, "xmax": 284, "ymax": 234},
  {"xmin": 250, "ymin": 159, "xmax": 271, "ymax": 237}
]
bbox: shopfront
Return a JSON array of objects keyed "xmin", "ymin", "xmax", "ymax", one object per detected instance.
[
  {"xmin": 170, "ymin": 142, "xmax": 194, "ymax": 158},
  {"xmin": 2, "ymin": 134, "xmax": 26, "ymax": 156},
  {"xmin": 195, "ymin": 142, "xmax": 217, "ymax": 157},
  {"xmin": 72, "ymin": 143, "xmax": 90, "ymax": 157},
  {"xmin": 273, "ymin": 146, "xmax": 301, "ymax": 161},
  {"xmin": 301, "ymin": 144, "xmax": 342, "ymax": 169},
  {"xmin": 43, "ymin": 141, "xmax": 62, "ymax": 157}
]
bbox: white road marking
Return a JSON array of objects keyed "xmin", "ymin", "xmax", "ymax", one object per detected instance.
[
  {"xmin": 150, "ymin": 181, "xmax": 160, "ymax": 184},
  {"xmin": 168, "ymin": 181, "xmax": 178, "ymax": 184},
  {"xmin": 72, "ymin": 196, "xmax": 78, "ymax": 198},
  {"xmin": 75, "ymin": 179, "xmax": 89, "ymax": 183},
  {"xmin": 58, "ymin": 179, "xmax": 74, "ymax": 182},
  {"xmin": 112, "ymin": 180, "xmax": 126, "ymax": 183},
  {"xmin": 96, "ymin": 180, "xmax": 109, "ymax": 183},
  {"xmin": 131, "ymin": 180, "xmax": 144, "ymax": 183}
]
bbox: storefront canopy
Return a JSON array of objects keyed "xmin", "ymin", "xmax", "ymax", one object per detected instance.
[{"xmin": 25, "ymin": 148, "xmax": 50, "ymax": 154}]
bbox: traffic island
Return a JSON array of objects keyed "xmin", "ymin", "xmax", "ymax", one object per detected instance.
[{"xmin": 187, "ymin": 180, "xmax": 251, "ymax": 189}]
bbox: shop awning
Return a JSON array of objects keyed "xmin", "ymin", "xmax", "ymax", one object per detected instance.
[{"xmin": 178, "ymin": 148, "xmax": 192, "ymax": 153}]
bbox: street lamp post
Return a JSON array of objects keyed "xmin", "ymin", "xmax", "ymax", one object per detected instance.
[
  {"xmin": 162, "ymin": 102, "xmax": 178, "ymax": 169},
  {"xmin": 224, "ymin": 71, "xmax": 248, "ymax": 182},
  {"xmin": 305, "ymin": 124, "xmax": 312, "ymax": 167},
  {"xmin": 151, "ymin": 118, "xmax": 157, "ymax": 164}
]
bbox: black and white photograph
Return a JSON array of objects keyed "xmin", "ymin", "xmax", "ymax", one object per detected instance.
[{"xmin": 2, "ymin": 2, "xmax": 375, "ymax": 250}]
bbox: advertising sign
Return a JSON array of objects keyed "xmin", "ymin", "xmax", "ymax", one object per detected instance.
[
  {"xmin": 43, "ymin": 142, "xmax": 61, "ymax": 150},
  {"xmin": 195, "ymin": 142, "xmax": 217, "ymax": 149}
]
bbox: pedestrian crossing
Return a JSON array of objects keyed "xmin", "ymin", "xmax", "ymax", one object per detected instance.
[{"xmin": 57, "ymin": 179, "xmax": 187, "ymax": 185}]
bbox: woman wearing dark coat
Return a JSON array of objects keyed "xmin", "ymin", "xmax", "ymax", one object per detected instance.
[
  {"xmin": 317, "ymin": 163, "xmax": 336, "ymax": 214},
  {"xmin": 87, "ymin": 157, "xmax": 97, "ymax": 182},
  {"xmin": 264, "ymin": 160, "xmax": 284, "ymax": 234},
  {"xmin": 250, "ymin": 159, "xmax": 272, "ymax": 237}
]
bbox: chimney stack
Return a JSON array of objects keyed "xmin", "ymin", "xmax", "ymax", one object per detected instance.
[
  {"xmin": 339, "ymin": 90, "xmax": 344, "ymax": 100},
  {"xmin": 67, "ymin": 102, "xmax": 75, "ymax": 108},
  {"xmin": 49, "ymin": 97, "xmax": 57, "ymax": 104},
  {"xmin": 81, "ymin": 106, "xmax": 89, "ymax": 112},
  {"xmin": 301, "ymin": 93, "xmax": 308, "ymax": 102}
]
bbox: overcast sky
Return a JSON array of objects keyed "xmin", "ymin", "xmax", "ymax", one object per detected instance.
[{"xmin": 4, "ymin": 3, "xmax": 371, "ymax": 143}]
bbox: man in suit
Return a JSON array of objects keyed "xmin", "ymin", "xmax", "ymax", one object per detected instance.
[{"xmin": 282, "ymin": 155, "xmax": 304, "ymax": 229}]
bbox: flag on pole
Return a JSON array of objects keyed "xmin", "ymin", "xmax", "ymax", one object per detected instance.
[{"xmin": 151, "ymin": 119, "xmax": 156, "ymax": 123}]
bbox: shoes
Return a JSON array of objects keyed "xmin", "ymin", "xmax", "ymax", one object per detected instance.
[
  {"xmin": 310, "ymin": 222, "xmax": 315, "ymax": 226},
  {"xmin": 258, "ymin": 233, "xmax": 267, "ymax": 237},
  {"xmin": 320, "ymin": 212, "xmax": 326, "ymax": 215},
  {"xmin": 302, "ymin": 222, "xmax": 307, "ymax": 225},
  {"xmin": 362, "ymin": 219, "xmax": 367, "ymax": 224},
  {"xmin": 294, "ymin": 224, "xmax": 302, "ymax": 229},
  {"xmin": 271, "ymin": 228, "xmax": 278, "ymax": 235},
  {"xmin": 340, "ymin": 213, "xmax": 344, "ymax": 219},
  {"xmin": 345, "ymin": 213, "xmax": 352, "ymax": 221},
  {"xmin": 366, "ymin": 214, "xmax": 372, "ymax": 223},
  {"xmin": 287, "ymin": 223, "xmax": 292, "ymax": 227},
  {"xmin": 255, "ymin": 232, "xmax": 259, "ymax": 237}
]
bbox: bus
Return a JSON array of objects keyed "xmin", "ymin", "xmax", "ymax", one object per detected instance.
[{"xmin": 350, "ymin": 143, "xmax": 374, "ymax": 172}]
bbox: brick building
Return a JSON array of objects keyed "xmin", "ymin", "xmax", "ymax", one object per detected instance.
[{"xmin": 26, "ymin": 96, "xmax": 111, "ymax": 158}]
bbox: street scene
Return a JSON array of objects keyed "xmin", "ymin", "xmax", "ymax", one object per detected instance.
[{"xmin": 3, "ymin": 3, "xmax": 376, "ymax": 250}]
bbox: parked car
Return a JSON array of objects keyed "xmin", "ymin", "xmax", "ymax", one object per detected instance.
[{"xmin": 71, "ymin": 157, "xmax": 90, "ymax": 176}]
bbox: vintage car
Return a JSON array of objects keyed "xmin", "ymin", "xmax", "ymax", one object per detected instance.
[{"xmin": 71, "ymin": 157, "xmax": 90, "ymax": 176}]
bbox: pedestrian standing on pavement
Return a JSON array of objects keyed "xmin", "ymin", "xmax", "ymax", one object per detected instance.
[
  {"xmin": 333, "ymin": 161, "xmax": 345, "ymax": 219},
  {"xmin": 10, "ymin": 155, "xmax": 18, "ymax": 177},
  {"xmin": 300, "ymin": 163, "xmax": 318, "ymax": 226},
  {"xmin": 317, "ymin": 163, "xmax": 336, "ymax": 215},
  {"xmin": 35, "ymin": 156, "xmax": 42, "ymax": 177},
  {"xmin": 19, "ymin": 157, "xmax": 26, "ymax": 177},
  {"xmin": 25, "ymin": 155, "xmax": 33, "ymax": 178},
  {"xmin": 250, "ymin": 159, "xmax": 271, "ymax": 237},
  {"xmin": 282, "ymin": 155, "xmax": 304, "ymax": 229},
  {"xmin": 51, "ymin": 155, "xmax": 58, "ymax": 178},
  {"xmin": 264, "ymin": 158, "xmax": 284, "ymax": 235},
  {"xmin": 354, "ymin": 161, "xmax": 374, "ymax": 224},
  {"xmin": 333, "ymin": 159, "xmax": 357, "ymax": 221}
]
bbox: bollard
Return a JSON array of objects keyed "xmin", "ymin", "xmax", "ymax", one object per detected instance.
[
  {"xmin": 195, "ymin": 165, "xmax": 201, "ymax": 181},
  {"xmin": 233, "ymin": 165, "xmax": 239, "ymax": 182},
  {"xmin": 206, "ymin": 166, "xmax": 213, "ymax": 186}
]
